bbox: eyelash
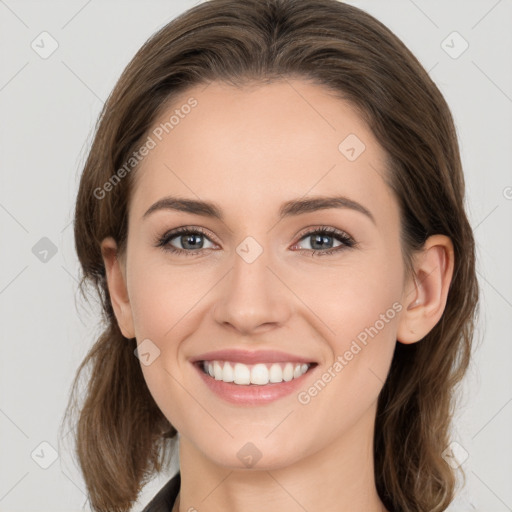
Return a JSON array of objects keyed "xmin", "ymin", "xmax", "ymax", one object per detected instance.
[{"xmin": 155, "ymin": 226, "xmax": 356, "ymax": 257}]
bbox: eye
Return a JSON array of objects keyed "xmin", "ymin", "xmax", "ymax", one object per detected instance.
[
  {"xmin": 291, "ymin": 226, "xmax": 356, "ymax": 256},
  {"xmin": 156, "ymin": 226, "xmax": 217, "ymax": 256}
]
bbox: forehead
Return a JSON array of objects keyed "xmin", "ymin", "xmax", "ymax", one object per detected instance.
[{"xmin": 131, "ymin": 79, "xmax": 395, "ymax": 223}]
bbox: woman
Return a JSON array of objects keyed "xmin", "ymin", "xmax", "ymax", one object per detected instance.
[{"xmin": 62, "ymin": 0, "xmax": 479, "ymax": 511}]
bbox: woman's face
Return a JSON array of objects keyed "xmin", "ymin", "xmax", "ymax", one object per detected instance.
[{"xmin": 115, "ymin": 79, "xmax": 412, "ymax": 469}]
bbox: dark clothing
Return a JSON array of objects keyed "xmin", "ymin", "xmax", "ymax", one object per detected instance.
[{"xmin": 141, "ymin": 473, "xmax": 180, "ymax": 512}]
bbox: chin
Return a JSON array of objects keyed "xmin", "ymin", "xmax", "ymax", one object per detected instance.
[{"xmin": 195, "ymin": 435, "xmax": 310, "ymax": 472}]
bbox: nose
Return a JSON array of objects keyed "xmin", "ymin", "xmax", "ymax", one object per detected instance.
[{"xmin": 212, "ymin": 240, "xmax": 292, "ymax": 335}]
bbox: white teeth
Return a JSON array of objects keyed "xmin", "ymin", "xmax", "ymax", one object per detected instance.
[
  {"xmin": 283, "ymin": 362, "xmax": 293, "ymax": 382},
  {"xmin": 269, "ymin": 363, "xmax": 282, "ymax": 383},
  {"xmin": 213, "ymin": 361, "xmax": 223, "ymax": 380},
  {"xmin": 251, "ymin": 363, "xmax": 269, "ymax": 385},
  {"xmin": 233, "ymin": 363, "xmax": 251, "ymax": 385},
  {"xmin": 202, "ymin": 360, "xmax": 311, "ymax": 385},
  {"xmin": 222, "ymin": 361, "xmax": 234, "ymax": 382}
]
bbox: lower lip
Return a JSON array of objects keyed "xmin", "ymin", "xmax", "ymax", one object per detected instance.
[{"xmin": 194, "ymin": 362, "xmax": 316, "ymax": 406}]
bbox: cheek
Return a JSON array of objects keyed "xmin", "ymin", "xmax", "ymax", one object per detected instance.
[
  {"xmin": 334, "ymin": 264, "xmax": 403, "ymax": 342},
  {"xmin": 288, "ymin": 259, "xmax": 403, "ymax": 442},
  {"xmin": 310, "ymin": 247, "xmax": 404, "ymax": 387},
  {"xmin": 293, "ymin": 247, "xmax": 404, "ymax": 346},
  {"xmin": 125, "ymin": 256, "xmax": 210, "ymax": 432},
  {"xmin": 127, "ymin": 254, "xmax": 213, "ymax": 340}
]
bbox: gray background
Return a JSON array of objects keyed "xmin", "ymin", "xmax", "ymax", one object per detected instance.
[{"xmin": 0, "ymin": 0, "xmax": 511, "ymax": 510}]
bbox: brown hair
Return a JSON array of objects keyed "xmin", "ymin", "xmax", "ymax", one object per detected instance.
[{"xmin": 61, "ymin": 1, "xmax": 479, "ymax": 511}]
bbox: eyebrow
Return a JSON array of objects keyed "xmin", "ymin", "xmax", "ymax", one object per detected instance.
[{"xmin": 142, "ymin": 194, "xmax": 376, "ymax": 224}]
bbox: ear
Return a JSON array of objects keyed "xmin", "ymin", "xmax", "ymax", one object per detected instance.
[
  {"xmin": 101, "ymin": 237, "xmax": 135, "ymax": 339},
  {"xmin": 397, "ymin": 234, "xmax": 455, "ymax": 344}
]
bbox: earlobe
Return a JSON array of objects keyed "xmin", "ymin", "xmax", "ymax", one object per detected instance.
[
  {"xmin": 101, "ymin": 237, "xmax": 135, "ymax": 339},
  {"xmin": 397, "ymin": 235, "xmax": 454, "ymax": 344}
]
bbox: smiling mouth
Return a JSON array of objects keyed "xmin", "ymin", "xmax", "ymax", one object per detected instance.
[{"xmin": 197, "ymin": 360, "xmax": 318, "ymax": 385}]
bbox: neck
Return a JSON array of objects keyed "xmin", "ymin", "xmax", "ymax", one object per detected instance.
[{"xmin": 175, "ymin": 402, "xmax": 388, "ymax": 512}]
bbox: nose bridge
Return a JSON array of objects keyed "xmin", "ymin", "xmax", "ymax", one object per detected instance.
[{"xmin": 212, "ymin": 234, "xmax": 291, "ymax": 333}]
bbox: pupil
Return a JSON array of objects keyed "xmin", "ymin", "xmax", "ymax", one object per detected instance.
[
  {"xmin": 312, "ymin": 234, "xmax": 332, "ymax": 250},
  {"xmin": 182, "ymin": 234, "xmax": 202, "ymax": 249}
]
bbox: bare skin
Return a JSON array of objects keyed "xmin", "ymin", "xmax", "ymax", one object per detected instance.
[{"xmin": 101, "ymin": 79, "xmax": 454, "ymax": 512}]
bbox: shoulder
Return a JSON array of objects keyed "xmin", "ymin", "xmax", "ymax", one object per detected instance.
[{"xmin": 140, "ymin": 472, "xmax": 181, "ymax": 512}]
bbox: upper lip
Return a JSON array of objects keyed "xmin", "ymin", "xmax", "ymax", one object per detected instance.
[{"xmin": 190, "ymin": 349, "xmax": 316, "ymax": 365}]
